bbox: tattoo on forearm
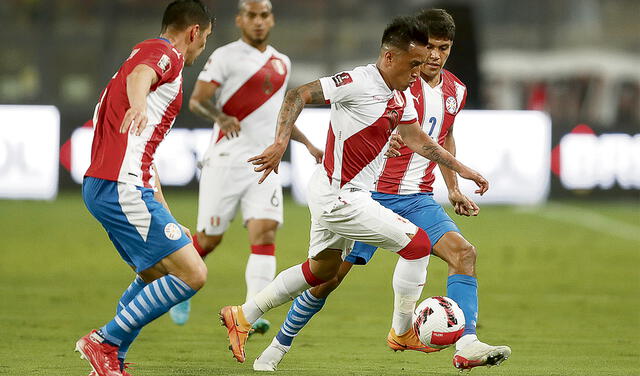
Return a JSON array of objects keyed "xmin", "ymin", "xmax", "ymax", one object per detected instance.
[
  {"xmin": 275, "ymin": 89, "xmax": 305, "ymax": 143},
  {"xmin": 421, "ymin": 144, "xmax": 458, "ymax": 172}
]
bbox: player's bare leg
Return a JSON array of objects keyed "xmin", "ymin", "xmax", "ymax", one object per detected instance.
[
  {"xmin": 222, "ymin": 249, "xmax": 342, "ymax": 363},
  {"xmin": 169, "ymin": 231, "xmax": 221, "ymax": 325},
  {"xmin": 254, "ymin": 261, "xmax": 353, "ymax": 371},
  {"xmin": 432, "ymin": 231, "xmax": 511, "ymax": 370},
  {"xmin": 246, "ymin": 219, "xmax": 279, "ymax": 335}
]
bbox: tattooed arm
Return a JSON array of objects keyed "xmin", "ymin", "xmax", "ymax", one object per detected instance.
[
  {"xmin": 398, "ymin": 121, "xmax": 489, "ymax": 195},
  {"xmin": 249, "ymin": 80, "xmax": 326, "ymax": 183}
]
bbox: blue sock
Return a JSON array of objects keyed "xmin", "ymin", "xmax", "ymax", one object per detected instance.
[
  {"xmin": 275, "ymin": 290, "xmax": 325, "ymax": 346},
  {"xmin": 447, "ymin": 274, "xmax": 478, "ymax": 336},
  {"xmin": 101, "ymin": 274, "xmax": 196, "ymax": 346},
  {"xmin": 115, "ymin": 276, "xmax": 147, "ymax": 369}
]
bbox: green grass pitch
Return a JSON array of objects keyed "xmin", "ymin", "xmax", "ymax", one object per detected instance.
[{"xmin": 1, "ymin": 191, "xmax": 639, "ymax": 375}]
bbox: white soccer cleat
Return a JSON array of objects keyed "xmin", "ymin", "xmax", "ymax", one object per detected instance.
[
  {"xmin": 253, "ymin": 337, "xmax": 291, "ymax": 372},
  {"xmin": 453, "ymin": 339, "xmax": 511, "ymax": 371}
]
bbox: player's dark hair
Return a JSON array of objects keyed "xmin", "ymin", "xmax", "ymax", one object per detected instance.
[
  {"xmin": 415, "ymin": 9, "xmax": 455, "ymax": 41},
  {"xmin": 161, "ymin": 0, "xmax": 213, "ymax": 33},
  {"xmin": 381, "ymin": 16, "xmax": 429, "ymax": 51}
]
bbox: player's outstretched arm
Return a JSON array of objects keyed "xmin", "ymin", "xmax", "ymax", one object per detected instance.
[
  {"xmin": 189, "ymin": 80, "xmax": 241, "ymax": 139},
  {"xmin": 249, "ymin": 80, "xmax": 326, "ymax": 183},
  {"xmin": 439, "ymin": 127, "xmax": 480, "ymax": 216},
  {"xmin": 119, "ymin": 64, "xmax": 159, "ymax": 135},
  {"xmin": 399, "ymin": 121, "xmax": 489, "ymax": 195}
]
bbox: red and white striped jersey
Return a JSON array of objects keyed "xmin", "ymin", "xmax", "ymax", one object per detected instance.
[
  {"xmin": 197, "ymin": 39, "xmax": 291, "ymax": 163},
  {"xmin": 85, "ymin": 38, "xmax": 184, "ymax": 189},
  {"xmin": 319, "ymin": 64, "xmax": 418, "ymax": 192},
  {"xmin": 376, "ymin": 69, "xmax": 467, "ymax": 194}
]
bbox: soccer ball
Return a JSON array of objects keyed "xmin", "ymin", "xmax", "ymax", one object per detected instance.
[{"xmin": 413, "ymin": 296, "xmax": 465, "ymax": 349}]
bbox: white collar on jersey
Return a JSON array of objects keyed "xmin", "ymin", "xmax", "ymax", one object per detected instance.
[{"xmin": 237, "ymin": 38, "xmax": 273, "ymax": 56}]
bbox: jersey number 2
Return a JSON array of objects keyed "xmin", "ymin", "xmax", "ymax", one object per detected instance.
[{"xmin": 428, "ymin": 117, "xmax": 437, "ymax": 136}]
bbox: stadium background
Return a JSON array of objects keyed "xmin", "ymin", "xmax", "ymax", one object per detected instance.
[{"xmin": 0, "ymin": 1, "xmax": 639, "ymax": 375}]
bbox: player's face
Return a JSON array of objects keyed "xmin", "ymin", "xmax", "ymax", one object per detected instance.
[
  {"xmin": 185, "ymin": 23, "xmax": 213, "ymax": 66},
  {"xmin": 422, "ymin": 37, "xmax": 452, "ymax": 79},
  {"xmin": 386, "ymin": 43, "xmax": 428, "ymax": 91},
  {"xmin": 236, "ymin": 1, "xmax": 274, "ymax": 46}
]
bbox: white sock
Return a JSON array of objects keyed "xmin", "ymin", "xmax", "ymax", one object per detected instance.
[
  {"xmin": 245, "ymin": 254, "xmax": 276, "ymax": 301},
  {"xmin": 456, "ymin": 334, "xmax": 478, "ymax": 351},
  {"xmin": 242, "ymin": 263, "xmax": 311, "ymax": 323},
  {"xmin": 392, "ymin": 255, "xmax": 429, "ymax": 335}
]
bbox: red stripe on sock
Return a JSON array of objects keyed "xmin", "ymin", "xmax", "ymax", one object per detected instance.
[
  {"xmin": 301, "ymin": 260, "xmax": 326, "ymax": 286},
  {"xmin": 397, "ymin": 228, "xmax": 431, "ymax": 260},
  {"xmin": 251, "ymin": 244, "xmax": 275, "ymax": 256},
  {"xmin": 192, "ymin": 234, "xmax": 208, "ymax": 258}
]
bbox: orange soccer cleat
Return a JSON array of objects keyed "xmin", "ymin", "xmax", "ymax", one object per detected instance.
[
  {"xmin": 219, "ymin": 305, "xmax": 252, "ymax": 363},
  {"xmin": 75, "ymin": 330, "xmax": 122, "ymax": 376},
  {"xmin": 386, "ymin": 328, "xmax": 441, "ymax": 353}
]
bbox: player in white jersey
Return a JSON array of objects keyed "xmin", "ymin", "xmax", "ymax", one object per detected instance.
[
  {"xmin": 168, "ymin": 0, "xmax": 322, "ymax": 327},
  {"xmin": 76, "ymin": 2, "xmax": 212, "ymax": 375},
  {"xmin": 253, "ymin": 9, "xmax": 511, "ymax": 372},
  {"xmin": 219, "ymin": 16, "xmax": 489, "ymax": 364}
]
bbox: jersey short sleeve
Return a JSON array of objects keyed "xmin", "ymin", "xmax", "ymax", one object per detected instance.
[
  {"xmin": 400, "ymin": 89, "xmax": 418, "ymax": 124},
  {"xmin": 127, "ymin": 42, "xmax": 177, "ymax": 85},
  {"xmin": 197, "ymin": 48, "xmax": 226, "ymax": 85},
  {"xmin": 319, "ymin": 70, "xmax": 363, "ymax": 104}
]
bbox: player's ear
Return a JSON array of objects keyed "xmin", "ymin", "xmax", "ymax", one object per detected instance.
[{"xmin": 189, "ymin": 25, "xmax": 200, "ymax": 42}]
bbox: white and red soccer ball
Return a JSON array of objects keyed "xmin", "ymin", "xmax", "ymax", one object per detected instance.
[{"xmin": 413, "ymin": 296, "xmax": 465, "ymax": 349}]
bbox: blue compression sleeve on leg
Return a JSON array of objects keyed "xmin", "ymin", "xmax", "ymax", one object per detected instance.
[
  {"xmin": 447, "ymin": 274, "xmax": 478, "ymax": 336},
  {"xmin": 116, "ymin": 276, "xmax": 146, "ymax": 363},
  {"xmin": 101, "ymin": 274, "xmax": 196, "ymax": 346},
  {"xmin": 275, "ymin": 290, "xmax": 326, "ymax": 346}
]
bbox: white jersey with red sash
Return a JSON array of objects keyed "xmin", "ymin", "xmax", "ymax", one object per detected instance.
[
  {"xmin": 375, "ymin": 69, "xmax": 467, "ymax": 194},
  {"xmin": 197, "ymin": 39, "xmax": 291, "ymax": 163},
  {"xmin": 318, "ymin": 64, "xmax": 418, "ymax": 193}
]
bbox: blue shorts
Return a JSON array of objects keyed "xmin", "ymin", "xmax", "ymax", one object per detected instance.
[
  {"xmin": 345, "ymin": 192, "xmax": 460, "ymax": 265},
  {"xmin": 82, "ymin": 177, "xmax": 191, "ymax": 272}
]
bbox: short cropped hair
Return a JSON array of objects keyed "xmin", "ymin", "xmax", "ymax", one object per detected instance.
[
  {"xmin": 381, "ymin": 16, "xmax": 430, "ymax": 51},
  {"xmin": 238, "ymin": 0, "xmax": 272, "ymax": 12},
  {"xmin": 415, "ymin": 9, "xmax": 455, "ymax": 41},
  {"xmin": 161, "ymin": 0, "xmax": 212, "ymax": 33}
]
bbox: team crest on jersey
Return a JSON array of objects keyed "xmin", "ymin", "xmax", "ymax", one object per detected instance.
[
  {"xmin": 271, "ymin": 59, "xmax": 286, "ymax": 75},
  {"xmin": 164, "ymin": 223, "xmax": 182, "ymax": 240},
  {"xmin": 393, "ymin": 91, "xmax": 405, "ymax": 106},
  {"xmin": 446, "ymin": 96, "xmax": 458, "ymax": 114},
  {"xmin": 331, "ymin": 72, "xmax": 353, "ymax": 87},
  {"xmin": 158, "ymin": 54, "xmax": 171, "ymax": 73}
]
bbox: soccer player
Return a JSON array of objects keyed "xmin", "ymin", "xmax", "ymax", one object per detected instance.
[
  {"xmin": 168, "ymin": 0, "xmax": 322, "ymax": 327},
  {"xmin": 219, "ymin": 15, "xmax": 489, "ymax": 365},
  {"xmin": 75, "ymin": 1, "xmax": 212, "ymax": 375},
  {"xmin": 253, "ymin": 9, "xmax": 511, "ymax": 372}
]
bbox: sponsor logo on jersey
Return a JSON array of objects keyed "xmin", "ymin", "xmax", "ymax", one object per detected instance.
[
  {"xmin": 164, "ymin": 223, "xmax": 182, "ymax": 240},
  {"xmin": 445, "ymin": 96, "xmax": 457, "ymax": 114},
  {"xmin": 158, "ymin": 54, "xmax": 171, "ymax": 73},
  {"xmin": 331, "ymin": 72, "xmax": 353, "ymax": 87},
  {"xmin": 271, "ymin": 58, "xmax": 286, "ymax": 75}
]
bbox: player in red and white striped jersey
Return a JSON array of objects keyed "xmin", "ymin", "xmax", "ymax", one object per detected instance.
[
  {"xmin": 219, "ymin": 15, "xmax": 489, "ymax": 365},
  {"xmin": 77, "ymin": 2, "xmax": 213, "ymax": 375},
  {"xmin": 168, "ymin": 0, "xmax": 322, "ymax": 327}
]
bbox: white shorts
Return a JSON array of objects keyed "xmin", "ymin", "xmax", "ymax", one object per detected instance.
[
  {"xmin": 196, "ymin": 154, "xmax": 283, "ymax": 235},
  {"xmin": 306, "ymin": 167, "xmax": 417, "ymax": 259}
]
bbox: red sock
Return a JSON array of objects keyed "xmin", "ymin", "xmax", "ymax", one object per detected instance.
[
  {"xmin": 192, "ymin": 234, "xmax": 208, "ymax": 258},
  {"xmin": 397, "ymin": 228, "xmax": 431, "ymax": 260},
  {"xmin": 301, "ymin": 259, "xmax": 326, "ymax": 286},
  {"xmin": 250, "ymin": 244, "xmax": 276, "ymax": 256}
]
